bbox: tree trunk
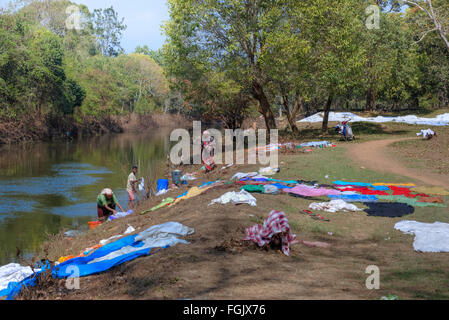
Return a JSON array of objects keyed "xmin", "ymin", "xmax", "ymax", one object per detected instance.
[
  {"xmin": 366, "ymin": 84, "xmax": 376, "ymax": 111},
  {"xmin": 322, "ymin": 94, "xmax": 333, "ymax": 134},
  {"xmin": 282, "ymin": 95, "xmax": 300, "ymax": 135},
  {"xmin": 252, "ymin": 80, "xmax": 277, "ymax": 130}
]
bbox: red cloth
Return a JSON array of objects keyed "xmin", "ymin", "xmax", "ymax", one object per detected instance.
[
  {"xmin": 390, "ymin": 186, "xmax": 430, "ymax": 198},
  {"xmin": 236, "ymin": 181, "xmax": 268, "ymax": 185},
  {"xmin": 338, "ymin": 187, "xmax": 388, "ymax": 196},
  {"xmin": 245, "ymin": 210, "xmax": 298, "ymax": 256}
]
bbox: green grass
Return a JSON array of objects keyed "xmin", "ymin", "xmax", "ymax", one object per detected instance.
[{"xmin": 256, "ymin": 132, "xmax": 449, "ymax": 299}]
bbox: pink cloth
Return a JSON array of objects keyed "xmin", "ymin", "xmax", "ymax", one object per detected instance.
[
  {"xmin": 245, "ymin": 210, "xmax": 298, "ymax": 256},
  {"xmin": 284, "ymin": 184, "xmax": 341, "ymax": 197}
]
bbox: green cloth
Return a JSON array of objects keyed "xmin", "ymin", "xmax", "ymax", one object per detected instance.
[
  {"xmin": 142, "ymin": 197, "xmax": 175, "ymax": 215},
  {"xmin": 240, "ymin": 185, "xmax": 265, "ymax": 193},
  {"xmin": 97, "ymin": 193, "xmax": 118, "ymax": 207},
  {"xmin": 377, "ymin": 195, "xmax": 446, "ymax": 208}
]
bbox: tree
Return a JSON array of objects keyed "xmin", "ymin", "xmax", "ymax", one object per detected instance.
[
  {"xmin": 92, "ymin": 6, "xmax": 126, "ymax": 57},
  {"xmin": 402, "ymin": 0, "xmax": 449, "ymax": 52},
  {"xmin": 163, "ymin": 0, "xmax": 284, "ymax": 131},
  {"xmin": 295, "ymin": 0, "xmax": 365, "ymax": 133},
  {"xmin": 134, "ymin": 45, "xmax": 165, "ymax": 67}
]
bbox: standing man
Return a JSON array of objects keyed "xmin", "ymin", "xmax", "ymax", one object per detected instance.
[
  {"xmin": 127, "ymin": 165, "xmax": 142, "ymax": 208},
  {"xmin": 97, "ymin": 188, "xmax": 125, "ymax": 222}
]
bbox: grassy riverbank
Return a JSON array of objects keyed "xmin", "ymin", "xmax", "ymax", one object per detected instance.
[{"xmin": 16, "ymin": 121, "xmax": 449, "ymax": 300}]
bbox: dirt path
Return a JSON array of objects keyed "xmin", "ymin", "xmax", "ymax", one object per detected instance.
[{"xmin": 346, "ymin": 137, "xmax": 449, "ymax": 188}]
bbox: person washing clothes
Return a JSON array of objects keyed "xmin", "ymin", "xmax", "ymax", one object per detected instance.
[
  {"xmin": 127, "ymin": 165, "xmax": 142, "ymax": 208},
  {"xmin": 97, "ymin": 188, "xmax": 125, "ymax": 222}
]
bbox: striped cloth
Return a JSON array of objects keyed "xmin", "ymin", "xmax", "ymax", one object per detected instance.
[{"xmin": 245, "ymin": 210, "xmax": 298, "ymax": 256}]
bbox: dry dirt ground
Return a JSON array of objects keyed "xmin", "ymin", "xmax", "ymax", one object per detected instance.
[
  {"xmin": 16, "ymin": 140, "xmax": 449, "ymax": 301},
  {"xmin": 346, "ymin": 138, "xmax": 449, "ymax": 189}
]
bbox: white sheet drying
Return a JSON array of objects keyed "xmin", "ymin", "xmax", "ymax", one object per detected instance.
[
  {"xmin": 90, "ymin": 222, "xmax": 194, "ymax": 264},
  {"xmin": 209, "ymin": 190, "xmax": 257, "ymax": 207},
  {"xmin": 309, "ymin": 200, "xmax": 362, "ymax": 213},
  {"xmin": 298, "ymin": 112, "xmax": 449, "ymax": 126},
  {"xmin": 395, "ymin": 221, "xmax": 449, "ymax": 253},
  {"xmin": 417, "ymin": 129, "xmax": 435, "ymax": 139},
  {"xmin": 231, "ymin": 172, "xmax": 258, "ymax": 180},
  {"xmin": 0, "ymin": 263, "xmax": 39, "ymax": 291},
  {"xmin": 99, "ymin": 226, "xmax": 136, "ymax": 245}
]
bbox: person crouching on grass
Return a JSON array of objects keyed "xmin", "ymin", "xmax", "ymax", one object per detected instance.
[
  {"xmin": 127, "ymin": 165, "xmax": 142, "ymax": 209},
  {"xmin": 97, "ymin": 188, "xmax": 125, "ymax": 222}
]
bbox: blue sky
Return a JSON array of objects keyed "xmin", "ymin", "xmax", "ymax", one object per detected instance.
[{"xmin": 0, "ymin": 0, "xmax": 169, "ymax": 53}]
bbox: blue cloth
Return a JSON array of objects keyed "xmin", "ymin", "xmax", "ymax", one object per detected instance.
[
  {"xmin": 300, "ymin": 141, "xmax": 331, "ymax": 148},
  {"xmin": 54, "ymin": 234, "xmax": 163, "ymax": 278},
  {"xmin": 267, "ymin": 178, "xmax": 299, "ymax": 184},
  {"xmin": 1, "ymin": 262, "xmax": 52, "ymax": 300},
  {"xmin": 1, "ymin": 235, "xmax": 164, "ymax": 300},
  {"xmin": 329, "ymin": 194, "xmax": 378, "ymax": 202},
  {"xmin": 373, "ymin": 186, "xmax": 390, "ymax": 191},
  {"xmin": 241, "ymin": 178, "xmax": 270, "ymax": 183},
  {"xmin": 333, "ymin": 181, "xmax": 374, "ymax": 187},
  {"xmin": 270, "ymin": 183, "xmax": 292, "ymax": 190}
]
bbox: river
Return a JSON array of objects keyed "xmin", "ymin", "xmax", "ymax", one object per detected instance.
[{"xmin": 0, "ymin": 129, "xmax": 173, "ymax": 265}]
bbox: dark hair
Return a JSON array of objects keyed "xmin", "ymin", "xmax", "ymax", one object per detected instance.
[{"xmin": 132, "ymin": 166, "xmax": 138, "ymax": 170}]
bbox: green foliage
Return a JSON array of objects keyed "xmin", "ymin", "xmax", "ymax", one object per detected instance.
[
  {"xmin": 92, "ymin": 6, "xmax": 127, "ymax": 57},
  {"xmin": 134, "ymin": 45, "xmax": 165, "ymax": 67},
  {"xmin": 1, "ymin": 0, "xmax": 170, "ymax": 122}
]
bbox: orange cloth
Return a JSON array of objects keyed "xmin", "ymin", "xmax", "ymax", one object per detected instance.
[{"xmin": 418, "ymin": 197, "xmax": 444, "ymax": 204}]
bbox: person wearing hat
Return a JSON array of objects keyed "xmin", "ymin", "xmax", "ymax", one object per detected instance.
[{"xmin": 97, "ymin": 188, "xmax": 125, "ymax": 222}]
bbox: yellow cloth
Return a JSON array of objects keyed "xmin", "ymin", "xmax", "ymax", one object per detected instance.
[
  {"xmin": 412, "ymin": 186, "xmax": 449, "ymax": 196},
  {"xmin": 171, "ymin": 186, "xmax": 211, "ymax": 205},
  {"xmin": 372, "ymin": 183, "xmax": 416, "ymax": 187}
]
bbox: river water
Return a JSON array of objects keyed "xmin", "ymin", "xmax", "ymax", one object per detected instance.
[{"xmin": 0, "ymin": 130, "xmax": 173, "ymax": 265}]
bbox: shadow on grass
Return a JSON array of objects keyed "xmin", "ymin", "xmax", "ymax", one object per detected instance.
[{"xmin": 351, "ymin": 123, "xmax": 409, "ymax": 135}]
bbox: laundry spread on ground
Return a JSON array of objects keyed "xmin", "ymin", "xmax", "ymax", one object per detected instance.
[
  {"xmin": 259, "ymin": 166, "xmax": 280, "ymax": 176},
  {"xmin": 0, "ymin": 222, "xmax": 193, "ymax": 300},
  {"xmin": 417, "ymin": 129, "xmax": 436, "ymax": 139},
  {"xmin": 418, "ymin": 196, "xmax": 444, "ymax": 204},
  {"xmin": 240, "ymin": 185, "xmax": 265, "ymax": 193},
  {"xmin": 309, "ymin": 200, "xmax": 362, "ymax": 213},
  {"xmin": 364, "ymin": 203, "xmax": 415, "ymax": 218},
  {"xmin": 333, "ymin": 181, "xmax": 374, "ymax": 187},
  {"xmin": 336, "ymin": 187, "xmax": 389, "ymax": 196},
  {"xmin": 298, "ymin": 112, "xmax": 449, "ymax": 126},
  {"xmin": 329, "ymin": 194, "xmax": 378, "ymax": 202},
  {"xmin": 395, "ymin": 221, "xmax": 449, "ymax": 253},
  {"xmin": 245, "ymin": 210, "xmax": 298, "ymax": 256},
  {"xmin": 376, "ymin": 195, "xmax": 446, "ymax": 207},
  {"xmin": 372, "ymin": 183, "xmax": 416, "ymax": 187},
  {"xmin": 284, "ymin": 184, "xmax": 342, "ymax": 197},
  {"xmin": 99, "ymin": 226, "xmax": 136, "ymax": 245},
  {"xmin": 390, "ymin": 186, "xmax": 430, "ymax": 198},
  {"xmin": 299, "ymin": 141, "xmax": 334, "ymax": 148},
  {"xmin": 0, "ymin": 264, "xmax": 39, "ymax": 294},
  {"xmin": 210, "ymin": 190, "xmax": 257, "ymax": 207}
]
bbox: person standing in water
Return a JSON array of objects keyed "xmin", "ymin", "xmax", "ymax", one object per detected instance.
[
  {"xmin": 127, "ymin": 165, "xmax": 142, "ymax": 208},
  {"xmin": 97, "ymin": 188, "xmax": 125, "ymax": 222}
]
